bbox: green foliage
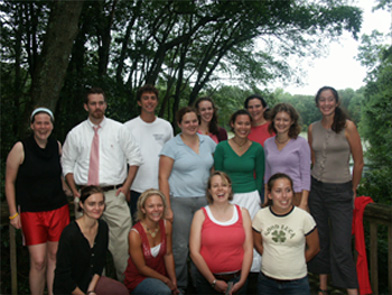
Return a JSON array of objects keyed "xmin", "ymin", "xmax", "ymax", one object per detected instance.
[{"xmin": 359, "ymin": 60, "xmax": 392, "ymax": 204}]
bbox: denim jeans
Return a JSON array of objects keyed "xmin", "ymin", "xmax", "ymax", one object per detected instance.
[
  {"xmin": 193, "ymin": 266, "xmax": 248, "ymax": 295},
  {"xmin": 132, "ymin": 278, "xmax": 172, "ymax": 295},
  {"xmin": 257, "ymin": 272, "xmax": 310, "ymax": 295}
]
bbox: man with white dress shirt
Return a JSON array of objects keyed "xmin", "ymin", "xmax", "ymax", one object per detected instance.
[
  {"xmin": 123, "ymin": 84, "xmax": 173, "ymax": 219},
  {"xmin": 62, "ymin": 87, "xmax": 142, "ymax": 281}
]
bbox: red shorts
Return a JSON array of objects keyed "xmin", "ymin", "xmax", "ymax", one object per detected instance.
[{"xmin": 20, "ymin": 204, "xmax": 70, "ymax": 246}]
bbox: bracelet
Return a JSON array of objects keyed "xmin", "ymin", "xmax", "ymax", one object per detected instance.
[
  {"xmin": 86, "ymin": 291, "xmax": 95, "ymax": 295},
  {"xmin": 9, "ymin": 213, "xmax": 19, "ymax": 220},
  {"xmin": 211, "ymin": 279, "xmax": 217, "ymax": 288}
]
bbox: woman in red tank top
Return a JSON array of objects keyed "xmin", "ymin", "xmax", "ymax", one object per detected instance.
[
  {"xmin": 124, "ymin": 189, "xmax": 180, "ymax": 295},
  {"xmin": 190, "ymin": 171, "xmax": 253, "ymax": 294}
]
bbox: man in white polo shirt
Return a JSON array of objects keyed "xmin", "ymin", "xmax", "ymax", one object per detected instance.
[
  {"xmin": 123, "ymin": 84, "xmax": 173, "ymax": 219},
  {"xmin": 62, "ymin": 87, "xmax": 142, "ymax": 281}
]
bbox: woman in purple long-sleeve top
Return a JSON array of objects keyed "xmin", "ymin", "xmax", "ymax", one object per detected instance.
[{"xmin": 263, "ymin": 103, "xmax": 311, "ymax": 210}]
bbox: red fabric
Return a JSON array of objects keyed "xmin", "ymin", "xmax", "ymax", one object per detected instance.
[
  {"xmin": 248, "ymin": 122, "xmax": 274, "ymax": 147},
  {"xmin": 352, "ymin": 196, "xmax": 373, "ymax": 295},
  {"xmin": 200, "ymin": 205, "xmax": 245, "ymax": 274},
  {"xmin": 124, "ymin": 220, "xmax": 167, "ymax": 292},
  {"xmin": 20, "ymin": 204, "xmax": 70, "ymax": 246}
]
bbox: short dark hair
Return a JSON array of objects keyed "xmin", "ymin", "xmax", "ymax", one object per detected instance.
[
  {"xmin": 229, "ymin": 109, "xmax": 252, "ymax": 132},
  {"xmin": 176, "ymin": 106, "xmax": 199, "ymax": 124},
  {"xmin": 206, "ymin": 171, "xmax": 234, "ymax": 204},
  {"xmin": 244, "ymin": 94, "xmax": 267, "ymax": 109},
  {"xmin": 269, "ymin": 103, "xmax": 301, "ymax": 138},
  {"xmin": 137, "ymin": 84, "xmax": 159, "ymax": 101},
  {"xmin": 85, "ymin": 87, "xmax": 106, "ymax": 104}
]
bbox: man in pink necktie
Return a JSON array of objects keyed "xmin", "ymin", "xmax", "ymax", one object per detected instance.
[{"xmin": 62, "ymin": 87, "xmax": 142, "ymax": 282}]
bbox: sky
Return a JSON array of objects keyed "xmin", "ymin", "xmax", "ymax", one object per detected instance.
[{"xmin": 271, "ymin": 0, "xmax": 391, "ymax": 95}]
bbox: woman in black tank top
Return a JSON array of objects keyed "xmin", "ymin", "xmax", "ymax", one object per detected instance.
[{"xmin": 5, "ymin": 107, "xmax": 70, "ymax": 295}]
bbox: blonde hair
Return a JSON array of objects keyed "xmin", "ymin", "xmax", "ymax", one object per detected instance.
[
  {"xmin": 136, "ymin": 189, "xmax": 167, "ymax": 221},
  {"xmin": 206, "ymin": 171, "xmax": 233, "ymax": 204}
]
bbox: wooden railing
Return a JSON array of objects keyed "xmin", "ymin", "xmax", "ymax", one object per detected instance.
[
  {"xmin": 363, "ymin": 202, "xmax": 392, "ymax": 294},
  {"xmin": 2, "ymin": 201, "xmax": 392, "ymax": 295}
]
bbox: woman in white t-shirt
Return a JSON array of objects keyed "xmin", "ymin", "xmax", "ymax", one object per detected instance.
[{"xmin": 252, "ymin": 173, "xmax": 319, "ymax": 295}]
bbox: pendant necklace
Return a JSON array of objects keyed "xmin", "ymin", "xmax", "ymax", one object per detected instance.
[
  {"xmin": 232, "ymin": 138, "xmax": 247, "ymax": 147},
  {"xmin": 143, "ymin": 222, "xmax": 159, "ymax": 238}
]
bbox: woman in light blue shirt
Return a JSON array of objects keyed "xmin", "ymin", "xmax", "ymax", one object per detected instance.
[{"xmin": 159, "ymin": 106, "xmax": 216, "ymax": 292}]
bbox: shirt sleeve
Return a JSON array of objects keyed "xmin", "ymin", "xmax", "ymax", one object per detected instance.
[
  {"xmin": 159, "ymin": 138, "xmax": 176, "ymax": 160},
  {"xmin": 205, "ymin": 135, "xmax": 217, "ymax": 152},
  {"xmin": 213, "ymin": 142, "xmax": 225, "ymax": 171},
  {"xmin": 61, "ymin": 131, "xmax": 78, "ymax": 177},
  {"xmin": 252, "ymin": 210, "xmax": 263, "ymax": 232},
  {"xmin": 299, "ymin": 137, "xmax": 311, "ymax": 191},
  {"xmin": 54, "ymin": 226, "xmax": 78, "ymax": 293},
  {"xmin": 254, "ymin": 143, "xmax": 265, "ymax": 192},
  {"xmin": 119, "ymin": 125, "xmax": 143, "ymax": 166},
  {"xmin": 264, "ymin": 141, "xmax": 271, "ymax": 185},
  {"xmin": 303, "ymin": 211, "xmax": 317, "ymax": 236}
]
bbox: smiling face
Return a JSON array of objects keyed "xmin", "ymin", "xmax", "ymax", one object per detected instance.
[
  {"xmin": 231, "ymin": 114, "xmax": 251, "ymax": 139},
  {"xmin": 317, "ymin": 89, "xmax": 339, "ymax": 117},
  {"xmin": 84, "ymin": 93, "xmax": 107, "ymax": 123},
  {"xmin": 208, "ymin": 174, "xmax": 232, "ymax": 204},
  {"xmin": 80, "ymin": 192, "xmax": 105, "ymax": 220},
  {"xmin": 197, "ymin": 100, "xmax": 214, "ymax": 124},
  {"xmin": 273, "ymin": 111, "xmax": 293, "ymax": 135},
  {"xmin": 246, "ymin": 98, "xmax": 266, "ymax": 124},
  {"xmin": 178, "ymin": 111, "xmax": 199, "ymax": 136},
  {"xmin": 141, "ymin": 195, "xmax": 165, "ymax": 223},
  {"xmin": 138, "ymin": 91, "xmax": 158, "ymax": 115},
  {"xmin": 30, "ymin": 113, "xmax": 54, "ymax": 142},
  {"xmin": 268, "ymin": 177, "xmax": 294, "ymax": 215}
]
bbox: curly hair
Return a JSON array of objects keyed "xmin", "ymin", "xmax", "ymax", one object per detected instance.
[
  {"xmin": 268, "ymin": 103, "xmax": 301, "ymax": 138},
  {"xmin": 136, "ymin": 84, "xmax": 159, "ymax": 101}
]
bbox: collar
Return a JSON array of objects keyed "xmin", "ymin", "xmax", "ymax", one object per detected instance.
[
  {"xmin": 87, "ymin": 116, "xmax": 107, "ymax": 129},
  {"xmin": 175, "ymin": 133, "xmax": 205, "ymax": 145},
  {"xmin": 269, "ymin": 205, "xmax": 295, "ymax": 217}
]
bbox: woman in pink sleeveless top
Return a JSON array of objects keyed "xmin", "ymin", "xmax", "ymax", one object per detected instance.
[{"xmin": 190, "ymin": 171, "xmax": 253, "ymax": 294}]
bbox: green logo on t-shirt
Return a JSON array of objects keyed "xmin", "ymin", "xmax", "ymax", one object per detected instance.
[{"xmin": 271, "ymin": 230, "xmax": 286, "ymax": 243}]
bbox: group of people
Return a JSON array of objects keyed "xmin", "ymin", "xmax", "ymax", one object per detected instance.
[{"xmin": 5, "ymin": 84, "xmax": 364, "ymax": 295}]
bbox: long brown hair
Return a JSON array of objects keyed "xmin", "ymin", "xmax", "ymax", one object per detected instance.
[{"xmin": 315, "ymin": 86, "xmax": 349, "ymax": 133}]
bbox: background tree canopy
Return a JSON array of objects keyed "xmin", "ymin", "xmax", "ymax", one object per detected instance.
[{"xmin": 1, "ymin": 0, "xmax": 362, "ymax": 141}]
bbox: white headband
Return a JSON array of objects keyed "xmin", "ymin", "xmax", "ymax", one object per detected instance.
[{"xmin": 30, "ymin": 107, "xmax": 54, "ymax": 122}]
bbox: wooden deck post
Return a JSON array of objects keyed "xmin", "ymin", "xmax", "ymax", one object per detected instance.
[{"xmin": 9, "ymin": 225, "xmax": 17, "ymax": 295}]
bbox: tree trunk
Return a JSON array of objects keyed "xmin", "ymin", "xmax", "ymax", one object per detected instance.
[{"xmin": 25, "ymin": 1, "xmax": 84, "ymax": 136}]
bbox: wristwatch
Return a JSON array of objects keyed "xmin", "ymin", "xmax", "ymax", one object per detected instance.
[{"xmin": 211, "ymin": 279, "xmax": 217, "ymax": 288}]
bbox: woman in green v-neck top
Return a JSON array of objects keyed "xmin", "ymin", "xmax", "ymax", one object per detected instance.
[
  {"xmin": 214, "ymin": 140, "xmax": 264, "ymax": 194},
  {"xmin": 214, "ymin": 109, "xmax": 264, "ymax": 273}
]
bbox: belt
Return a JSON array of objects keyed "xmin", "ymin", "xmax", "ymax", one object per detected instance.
[
  {"xmin": 80, "ymin": 184, "xmax": 123, "ymax": 192},
  {"xmin": 214, "ymin": 270, "xmax": 241, "ymax": 282},
  {"xmin": 262, "ymin": 272, "xmax": 300, "ymax": 283}
]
